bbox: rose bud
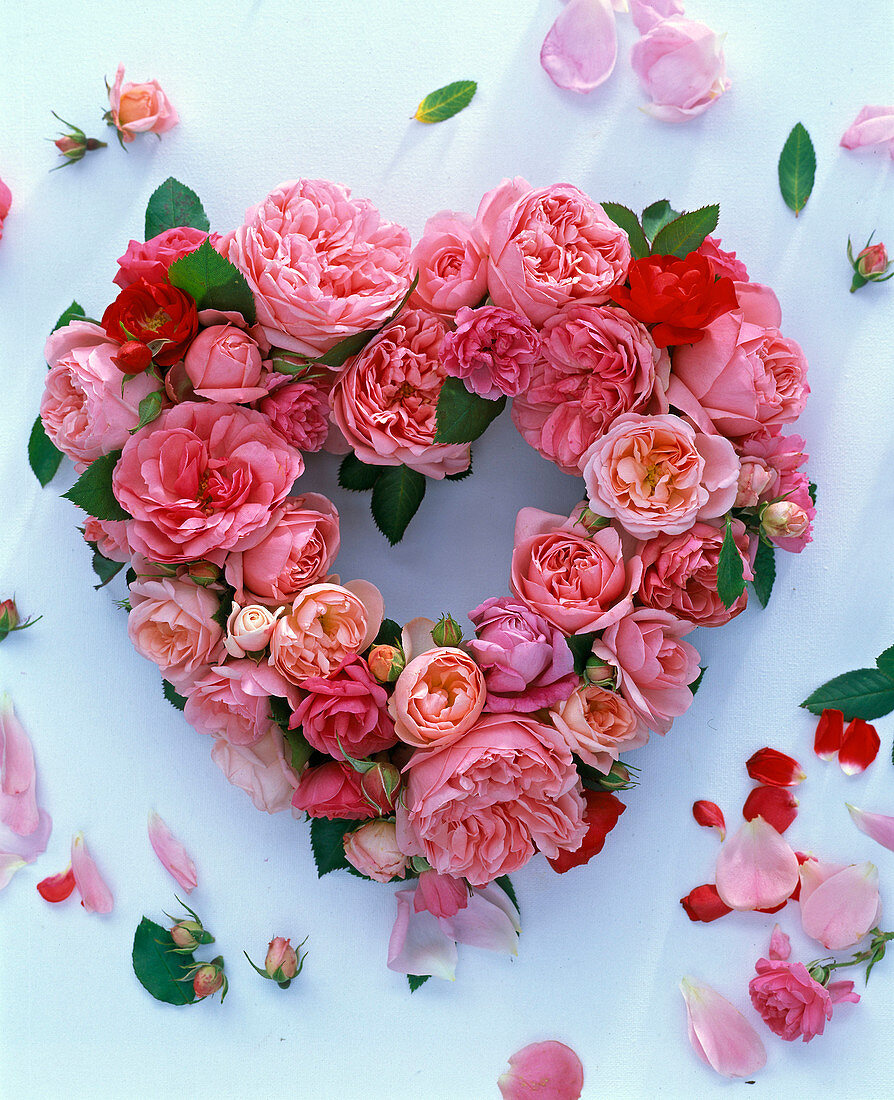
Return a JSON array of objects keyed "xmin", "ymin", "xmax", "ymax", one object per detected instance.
[
  {"xmin": 584, "ymin": 656, "xmax": 615, "ymax": 687},
  {"xmin": 734, "ymin": 459, "xmax": 774, "ymax": 508},
  {"xmin": 342, "ymin": 819, "xmax": 408, "ymax": 883},
  {"xmin": 745, "ymin": 747, "xmax": 806, "ymax": 787},
  {"xmin": 680, "ymin": 884, "xmax": 733, "ymax": 923},
  {"xmin": 743, "ymin": 785, "xmax": 798, "ymax": 833},
  {"xmin": 595, "ymin": 761, "xmax": 634, "ymax": 792},
  {"xmin": 50, "ymin": 112, "xmax": 107, "ymax": 167},
  {"xmin": 244, "ymin": 936, "xmax": 306, "ymax": 988},
  {"xmin": 367, "ymin": 643, "xmax": 405, "ymax": 683},
  {"xmin": 848, "ymin": 234, "xmax": 893, "ymax": 292},
  {"xmin": 760, "ymin": 501, "xmax": 810, "ymax": 540},
  {"xmin": 431, "ymin": 613, "xmax": 463, "ymax": 647},
  {"xmin": 0, "ymin": 598, "xmax": 41, "ymax": 642},
  {"xmin": 359, "ymin": 761, "xmax": 401, "ymax": 813},
  {"xmin": 111, "ymin": 340, "xmax": 153, "ymax": 375},
  {"xmin": 225, "ymin": 602, "xmax": 282, "ymax": 658},
  {"xmin": 170, "ymin": 919, "xmax": 215, "ymax": 952},
  {"xmin": 813, "ymin": 708, "xmax": 844, "ymax": 761},
  {"xmin": 692, "ymin": 800, "xmax": 725, "ymax": 839},
  {"xmin": 185, "ymin": 561, "xmax": 221, "ymax": 587},
  {"xmin": 191, "ymin": 958, "xmax": 227, "ymax": 1001}
]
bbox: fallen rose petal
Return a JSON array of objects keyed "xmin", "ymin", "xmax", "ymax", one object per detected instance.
[
  {"xmin": 827, "ymin": 980, "xmax": 861, "ymax": 1005},
  {"xmin": 440, "ymin": 890, "xmax": 519, "ymax": 956},
  {"xmin": 70, "ymin": 833, "xmax": 114, "ymax": 914},
  {"xmin": 840, "ymin": 105, "xmax": 894, "ymax": 158},
  {"xmin": 680, "ymin": 884, "xmax": 732, "ymax": 923},
  {"xmin": 0, "ymin": 807, "xmax": 52, "ymax": 862},
  {"xmin": 847, "ymin": 803, "xmax": 894, "ymax": 853},
  {"xmin": 813, "ymin": 708, "xmax": 844, "ymax": 761},
  {"xmin": 839, "ymin": 718, "xmax": 880, "ymax": 775},
  {"xmin": 680, "ymin": 977, "xmax": 767, "ymax": 1079},
  {"xmin": 768, "ymin": 924, "xmax": 791, "ymax": 961},
  {"xmin": 692, "ymin": 799, "xmax": 725, "ymax": 838},
  {"xmin": 800, "ymin": 861, "xmax": 880, "ymax": 950},
  {"xmin": 401, "ymin": 616, "xmax": 437, "ymax": 662},
  {"xmin": 0, "ymin": 853, "xmax": 26, "ymax": 890},
  {"xmin": 745, "ymin": 747, "xmax": 805, "ymax": 787},
  {"xmin": 797, "ymin": 857, "xmax": 847, "ymax": 909},
  {"xmin": 541, "ymin": 0, "xmax": 618, "ymax": 94},
  {"xmin": 474, "ymin": 879, "xmax": 522, "ymax": 934},
  {"xmin": 37, "ymin": 865, "xmax": 77, "ymax": 902},
  {"xmin": 387, "ymin": 888, "xmax": 457, "ymax": 981},
  {"xmin": 715, "ymin": 817, "xmax": 800, "ymax": 911},
  {"xmin": 0, "ymin": 694, "xmax": 39, "ymax": 837},
  {"xmin": 743, "ymin": 785, "xmax": 798, "ymax": 833},
  {"xmin": 147, "ymin": 811, "xmax": 198, "ymax": 893},
  {"xmin": 498, "ymin": 1040, "xmax": 584, "ymax": 1100}
]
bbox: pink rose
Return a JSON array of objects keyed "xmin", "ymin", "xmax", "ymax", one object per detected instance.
[
  {"xmin": 183, "ymin": 324, "xmax": 267, "ymax": 403},
  {"xmin": 630, "ymin": 0, "xmax": 685, "ymax": 34},
  {"xmin": 210, "ymin": 727, "xmax": 299, "ymax": 814},
  {"xmin": 511, "ymin": 303, "xmax": 669, "ymax": 474},
  {"xmin": 397, "ymin": 712, "xmax": 587, "ymax": 886},
  {"xmin": 439, "ymin": 306, "xmax": 540, "ymax": 400},
  {"xmin": 225, "ymin": 493, "xmax": 340, "ymax": 606},
  {"xmin": 83, "ymin": 517, "xmax": 131, "ymax": 563},
  {"xmin": 510, "ymin": 507, "xmax": 642, "ymax": 635},
  {"xmin": 734, "ymin": 458, "xmax": 774, "ymax": 508},
  {"xmin": 220, "ymin": 179, "xmax": 413, "ymax": 356},
  {"xmin": 466, "ymin": 597, "xmax": 578, "ymax": 712},
  {"xmin": 291, "ymin": 760, "xmax": 376, "ymax": 821},
  {"xmin": 224, "ymin": 603, "xmax": 282, "ymax": 658},
  {"xmin": 390, "ymin": 648, "xmax": 486, "ymax": 748},
  {"xmin": 113, "ymin": 401, "xmax": 303, "ymax": 564},
  {"xmin": 330, "ymin": 308, "xmax": 470, "ymax": 479},
  {"xmin": 413, "ymin": 870, "xmax": 469, "ymax": 918},
  {"xmin": 749, "ymin": 958, "xmax": 859, "ymax": 1042},
  {"xmin": 737, "ymin": 431, "xmax": 808, "ymax": 499},
  {"xmin": 696, "ymin": 235, "xmax": 749, "ymax": 283},
  {"xmin": 343, "ymin": 819, "xmax": 408, "ymax": 883},
  {"xmin": 185, "ymin": 661, "xmax": 296, "ymax": 746},
  {"xmin": 761, "ymin": 484, "xmax": 815, "ymax": 553},
  {"xmin": 291, "ymin": 656, "xmax": 397, "ymax": 761},
  {"xmin": 113, "ymin": 227, "xmax": 219, "ymax": 289},
  {"xmin": 0, "ymin": 176, "xmax": 10, "ymax": 240},
  {"xmin": 409, "ymin": 211, "xmax": 488, "ymax": 317},
  {"xmin": 257, "ymin": 380, "xmax": 330, "ymax": 453},
  {"xmin": 582, "ymin": 413, "xmax": 740, "ymax": 538},
  {"xmin": 549, "ymin": 684, "xmax": 648, "ymax": 773},
  {"xmin": 107, "ymin": 64, "xmax": 179, "ymax": 143},
  {"xmin": 476, "ymin": 179, "xmax": 631, "ymax": 324},
  {"xmin": 40, "ymin": 321, "xmax": 164, "ymax": 468},
  {"xmin": 636, "ymin": 519, "xmax": 753, "ymax": 627},
  {"xmin": 593, "ymin": 608, "xmax": 700, "ymax": 735},
  {"xmin": 630, "ymin": 18, "xmax": 730, "ymax": 123}
]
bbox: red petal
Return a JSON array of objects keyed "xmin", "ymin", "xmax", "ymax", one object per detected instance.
[
  {"xmin": 839, "ymin": 719, "xmax": 880, "ymax": 775},
  {"xmin": 813, "ymin": 709, "xmax": 844, "ymax": 761},
  {"xmin": 36, "ymin": 865, "xmax": 76, "ymax": 903},
  {"xmin": 680, "ymin": 884, "xmax": 732, "ymax": 923},
  {"xmin": 788, "ymin": 852, "xmax": 813, "ymax": 902},
  {"xmin": 547, "ymin": 791, "xmax": 625, "ymax": 873},
  {"xmin": 745, "ymin": 747, "xmax": 805, "ymax": 787},
  {"xmin": 742, "ymin": 785, "xmax": 798, "ymax": 833},
  {"xmin": 692, "ymin": 800, "xmax": 725, "ymax": 838}
]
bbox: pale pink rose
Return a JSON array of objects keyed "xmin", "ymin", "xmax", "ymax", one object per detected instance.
[
  {"xmin": 734, "ymin": 458, "xmax": 774, "ymax": 508},
  {"xmin": 439, "ymin": 306, "xmax": 541, "ymax": 400},
  {"xmin": 220, "ymin": 179, "xmax": 413, "ymax": 356},
  {"xmin": 476, "ymin": 180, "xmax": 631, "ymax": 324},
  {"xmin": 593, "ymin": 608, "xmax": 700, "ymax": 735},
  {"xmin": 107, "ymin": 64, "xmax": 179, "ymax": 143},
  {"xmin": 390, "ymin": 648, "xmax": 486, "ymax": 749},
  {"xmin": 768, "ymin": 476, "xmax": 814, "ymax": 553},
  {"xmin": 257, "ymin": 380, "xmax": 330, "ymax": 453},
  {"xmin": 290, "ymin": 760, "xmax": 376, "ymax": 820},
  {"xmin": 113, "ymin": 227, "xmax": 219, "ymax": 289},
  {"xmin": 635, "ymin": 519, "xmax": 753, "ymax": 627},
  {"xmin": 582, "ymin": 413, "xmax": 740, "ymax": 538},
  {"xmin": 511, "ymin": 507, "xmax": 642, "ymax": 635},
  {"xmin": 292, "ymin": 655, "xmax": 397, "ymax": 760},
  {"xmin": 396, "ymin": 712, "xmax": 587, "ymax": 886},
  {"xmin": 330, "ymin": 308, "xmax": 470, "ymax": 479},
  {"xmin": 630, "ymin": 18, "xmax": 730, "ymax": 123},
  {"xmin": 183, "ymin": 324, "xmax": 267, "ymax": 403},
  {"xmin": 210, "ymin": 727, "xmax": 299, "ymax": 814},
  {"xmin": 511, "ymin": 303, "xmax": 669, "ymax": 474},
  {"xmin": 82, "ymin": 517, "xmax": 131, "ymax": 563},
  {"xmin": 749, "ymin": 958, "xmax": 859, "ymax": 1042},
  {"xmin": 225, "ymin": 493, "xmax": 340, "ymax": 607},
  {"xmin": 185, "ymin": 661, "xmax": 295, "ymax": 746},
  {"xmin": 409, "ymin": 211, "xmax": 488, "ymax": 317},
  {"xmin": 113, "ymin": 402, "xmax": 303, "ymax": 564},
  {"xmin": 840, "ymin": 105, "xmax": 894, "ymax": 159},
  {"xmin": 343, "ymin": 819, "xmax": 408, "ymax": 883},
  {"xmin": 540, "ymin": 0, "xmax": 618, "ymax": 95},
  {"xmin": 0, "ymin": 177, "xmax": 10, "ymax": 240},
  {"xmin": 224, "ymin": 603, "xmax": 282, "ymax": 658},
  {"xmin": 696, "ymin": 235, "xmax": 749, "ymax": 282},
  {"xmin": 40, "ymin": 321, "xmax": 164, "ymax": 468},
  {"xmin": 549, "ymin": 684, "xmax": 648, "ymax": 773}
]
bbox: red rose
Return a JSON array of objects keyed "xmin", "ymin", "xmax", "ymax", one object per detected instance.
[
  {"xmin": 610, "ymin": 253, "xmax": 738, "ymax": 348},
  {"xmin": 547, "ymin": 789, "xmax": 625, "ymax": 873},
  {"xmin": 101, "ymin": 277, "xmax": 199, "ymax": 365},
  {"xmin": 290, "ymin": 761, "xmax": 376, "ymax": 820}
]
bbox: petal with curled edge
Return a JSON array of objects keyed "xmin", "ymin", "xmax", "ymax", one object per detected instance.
[
  {"xmin": 680, "ymin": 977, "xmax": 766, "ymax": 1079},
  {"xmin": 541, "ymin": 0, "xmax": 618, "ymax": 94},
  {"xmin": 801, "ymin": 862, "xmax": 880, "ymax": 951},
  {"xmin": 387, "ymin": 888, "xmax": 457, "ymax": 981},
  {"xmin": 148, "ymin": 812, "xmax": 198, "ymax": 893},
  {"xmin": 71, "ymin": 833, "xmax": 114, "ymax": 914},
  {"xmin": 847, "ymin": 803, "xmax": 894, "ymax": 853},
  {"xmin": 715, "ymin": 816, "xmax": 799, "ymax": 911}
]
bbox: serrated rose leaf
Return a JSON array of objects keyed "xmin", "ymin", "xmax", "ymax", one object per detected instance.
[
  {"xmin": 370, "ymin": 464, "xmax": 427, "ymax": 545},
  {"xmin": 802, "ymin": 668, "xmax": 894, "ymax": 721},
  {"xmin": 168, "ymin": 240, "xmax": 256, "ymax": 324},
  {"xmin": 875, "ymin": 644, "xmax": 894, "ymax": 679},
  {"xmin": 132, "ymin": 917, "xmax": 197, "ymax": 1005},
  {"xmin": 414, "ymin": 81, "xmax": 477, "ymax": 124},
  {"xmin": 778, "ymin": 123, "xmax": 816, "ymax": 215},
  {"xmin": 750, "ymin": 539, "xmax": 775, "ymax": 607},
  {"xmin": 435, "ymin": 376, "xmax": 506, "ymax": 443},
  {"xmin": 679, "ymin": 977, "xmax": 766, "ymax": 1079},
  {"xmin": 144, "ymin": 178, "xmax": 210, "ymax": 240},
  {"xmin": 540, "ymin": 0, "xmax": 617, "ymax": 95},
  {"xmin": 338, "ymin": 453, "xmax": 383, "ymax": 492},
  {"xmin": 715, "ymin": 817, "xmax": 799, "ymax": 911},
  {"xmin": 62, "ymin": 450, "xmax": 130, "ymax": 522},
  {"xmin": 600, "ymin": 203, "xmax": 649, "ymax": 260},
  {"xmin": 640, "ymin": 198, "xmax": 681, "ymax": 242},
  {"xmin": 28, "ymin": 416, "xmax": 64, "ymax": 487},
  {"xmin": 650, "ymin": 205, "xmax": 720, "ymax": 258},
  {"xmin": 716, "ymin": 516, "xmax": 745, "ymax": 609}
]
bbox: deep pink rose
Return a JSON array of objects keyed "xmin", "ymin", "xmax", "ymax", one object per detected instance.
[
  {"xmin": 0, "ymin": 176, "xmax": 10, "ymax": 240},
  {"xmin": 749, "ymin": 958, "xmax": 859, "ymax": 1042},
  {"xmin": 257, "ymin": 380, "xmax": 330, "ymax": 453},
  {"xmin": 582, "ymin": 413, "xmax": 740, "ymax": 538},
  {"xmin": 549, "ymin": 684, "xmax": 648, "ymax": 773},
  {"xmin": 183, "ymin": 324, "xmax": 267, "ymax": 403},
  {"xmin": 113, "ymin": 401, "xmax": 303, "ymax": 564},
  {"xmin": 184, "ymin": 661, "xmax": 296, "ymax": 746},
  {"xmin": 438, "ymin": 306, "xmax": 540, "ymax": 400},
  {"xmin": 114, "ymin": 227, "xmax": 219, "ymax": 289},
  {"xmin": 476, "ymin": 179, "xmax": 631, "ymax": 324},
  {"xmin": 291, "ymin": 656, "xmax": 397, "ymax": 761},
  {"xmin": 511, "ymin": 303, "xmax": 669, "ymax": 474},
  {"xmin": 40, "ymin": 321, "xmax": 164, "ymax": 468},
  {"xmin": 330, "ymin": 308, "xmax": 470, "ymax": 479},
  {"xmin": 220, "ymin": 179, "xmax": 412, "ymax": 356},
  {"xmin": 291, "ymin": 760, "xmax": 376, "ymax": 820},
  {"xmin": 210, "ymin": 727, "xmax": 299, "ymax": 814},
  {"xmin": 630, "ymin": 18, "xmax": 730, "ymax": 123},
  {"xmin": 466, "ymin": 597, "xmax": 578, "ymax": 712},
  {"xmin": 696, "ymin": 235, "xmax": 749, "ymax": 282},
  {"xmin": 510, "ymin": 507, "xmax": 642, "ymax": 635},
  {"xmin": 390, "ymin": 648, "xmax": 486, "ymax": 748},
  {"xmin": 593, "ymin": 608, "xmax": 700, "ymax": 735},
  {"xmin": 409, "ymin": 211, "xmax": 488, "ymax": 318},
  {"xmin": 107, "ymin": 64, "xmax": 179, "ymax": 143},
  {"xmin": 82, "ymin": 517, "xmax": 131, "ymax": 563},
  {"xmin": 396, "ymin": 712, "xmax": 587, "ymax": 886}
]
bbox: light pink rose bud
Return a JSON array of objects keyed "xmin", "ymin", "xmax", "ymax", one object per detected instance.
[
  {"xmin": 584, "ymin": 657, "xmax": 614, "ymax": 686},
  {"xmin": 735, "ymin": 459, "xmax": 774, "ymax": 508},
  {"xmin": 431, "ymin": 613, "xmax": 463, "ymax": 647},
  {"xmin": 184, "ymin": 324, "xmax": 267, "ymax": 403},
  {"xmin": 0, "ymin": 598, "xmax": 40, "ymax": 642},
  {"xmin": 343, "ymin": 819, "xmax": 408, "ymax": 883},
  {"xmin": 760, "ymin": 500, "xmax": 810, "ymax": 539},
  {"xmin": 225, "ymin": 602, "xmax": 283, "ymax": 658},
  {"xmin": 265, "ymin": 937, "xmax": 299, "ymax": 981},
  {"xmin": 367, "ymin": 643, "xmax": 405, "ymax": 683},
  {"xmin": 191, "ymin": 958, "xmax": 227, "ymax": 1000},
  {"xmin": 849, "ymin": 234, "xmax": 893, "ymax": 292},
  {"xmin": 170, "ymin": 919, "xmax": 214, "ymax": 952},
  {"xmin": 186, "ymin": 561, "xmax": 221, "ymax": 587}
]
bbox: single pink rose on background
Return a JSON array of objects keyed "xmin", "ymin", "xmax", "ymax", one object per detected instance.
[
  {"xmin": 439, "ymin": 305, "xmax": 541, "ymax": 400},
  {"xmin": 630, "ymin": 17, "xmax": 730, "ymax": 123},
  {"xmin": 749, "ymin": 958, "xmax": 859, "ymax": 1042},
  {"xmin": 113, "ymin": 227, "xmax": 218, "ymax": 289},
  {"xmin": 183, "ymin": 324, "xmax": 267, "ymax": 403},
  {"xmin": 409, "ymin": 210, "xmax": 488, "ymax": 317},
  {"xmin": 107, "ymin": 64, "xmax": 179, "ymax": 143},
  {"xmin": 389, "ymin": 647, "xmax": 486, "ymax": 748},
  {"xmin": 840, "ymin": 105, "xmax": 894, "ymax": 159}
]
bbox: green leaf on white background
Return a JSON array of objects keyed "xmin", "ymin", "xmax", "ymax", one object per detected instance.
[
  {"xmin": 778, "ymin": 123, "xmax": 816, "ymax": 215},
  {"xmin": 601, "ymin": 203, "xmax": 649, "ymax": 260},
  {"xmin": 650, "ymin": 206, "xmax": 720, "ymax": 258},
  {"xmin": 414, "ymin": 81, "xmax": 477, "ymax": 123},
  {"xmin": 144, "ymin": 178, "xmax": 210, "ymax": 239},
  {"xmin": 28, "ymin": 416, "xmax": 64, "ymax": 486}
]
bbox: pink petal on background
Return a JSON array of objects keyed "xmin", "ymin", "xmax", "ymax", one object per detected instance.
[
  {"xmin": 440, "ymin": 892, "xmax": 519, "ymax": 955},
  {"xmin": 847, "ymin": 803, "xmax": 894, "ymax": 852},
  {"xmin": 498, "ymin": 1041, "xmax": 584, "ymax": 1100},
  {"xmin": 0, "ymin": 176, "xmax": 10, "ymax": 240},
  {"xmin": 840, "ymin": 105, "xmax": 894, "ymax": 158},
  {"xmin": 1, "ymin": 694, "xmax": 35, "ymax": 796},
  {"xmin": 0, "ymin": 808, "xmax": 53, "ymax": 891},
  {"xmin": 828, "ymin": 981, "xmax": 861, "ymax": 1006},
  {"xmin": 715, "ymin": 817, "xmax": 800, "ymax": 911},
  {"xmin": 629, "ymin": 0, "xmax": 685, "ymax": 34},
  {"xmin": 71, "ymin": 833, "xmax": 114, "ymax": 914},
  {"xmin": 475, "ymin": 880, "xmax": 522, "ymax": 933},
  {"xmin": 679, "ymin": 977, "xmax": 767, "ymax": 1079},
  {"xmin": 0, "ymin": 853, "xmax": 26, "ymax": 890},
  {"xmin": 797, "ymin": 857, "xmax": 847, "ymax": 907},
  {"xmin": 800, "ymin": 862, "xmax": 880, "ymax": 950},
  {"xmin": 147, "ymin": 811, "xmax": 198, "ymax": 893},
  {"xmin": 387, "ymin": 889, "xmax": 457, "ymax": 981},
  {"xmin": 768, "ymin": 924, "xmax": 791, "ymax": 961},
  {"xmin": 541, "ymin": 0, "xmax": 618, "ymax": 94},
  {"xmin": 838, "ymin": 718, "xmax": 880, "ymax": 775}
]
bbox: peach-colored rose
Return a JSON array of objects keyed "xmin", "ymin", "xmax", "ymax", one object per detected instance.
[
  {"xmin": 107, "ymin": 64, "xmax": 179, "ymax": 143},
  {"xmin": 549, "ymin": 684, "xmax": 648, "ymax": 773},
  {"xmin": 210, "ymin": 727, "xmax": 299, "ymax": 814},
  {"xmin": 409, "ymin": 210, "xmax": 488, "ymax": 318},
  {"xmin": 396, "ymin": 712, "xmax": 587, "ymax": 886},
  {"xmin": 224, "ymin": 603, "xmax": 282, "ymax": 658},
  {"xmin": 581, "ymin": 412, "xmax": 739, "ymax": 538},
  {"xmin": 184, "ymin": 324, "xmax": 267, "ymax": 403},
  {"xmin": 219, "ymin": 179, "xmax": 413, "ymax": 356},
  {"xmin": 330, "ymin": 308, "xmax": 470, "ymax": 479},
  {"xmin": 184, "ymin": 661, "xmax": 297, "ymax": 746},
  {"xmin": 389, "ymin": 648, "xmax": 486, "ymax": 748},
  {"xmin": 343, "ymin": 819, "xmax": 408, "ymax": 883},
  {"xmin": 114, "ymin": 227, "xmax": 219, "ymax": 289},
  {"xmin": 83, "ymin": 517, "xmax": 131, "ymax": 563},
  {"xmin": 40, "ymin": 321, "xmax": 164, "ymax": 468}
]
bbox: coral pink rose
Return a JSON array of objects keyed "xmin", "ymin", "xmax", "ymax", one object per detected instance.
[
  {"xmin": 83, "ymin": 517, "xmax": 131, "ymax": 563},
  {"xmin": 582, "ymin": 413, "xmax": 739, "ymax": 538},
  {"xmin": 113, "ymin": 227, "xmax": 218, "ymax": 289},
  {"xmin": 330, "ymin": 308, "xmax": 470, "ymax": 479},
  {"xmin": 749, "ymin": 958, "xmax": 859, "ymax": 1042},
  {"xmin": 257, "ymin": 380, "xmax": 330, "ymax": 453},
  {"xmin": 409, "ymin": 211, "xmax": 488, "ymax": 318},
  {"xmin": 40, "ymin": 321, "xmax": 164, "ymax": 468},
  {"xmin": 476, "ymin": 179, "xmax": 631, "ymax": 324},
  {"xmin": 210, "ymin": 727, "xmax": 299, "ymax": 814},
  {"xmin": 510, "ymin": 507, "xmax": 642, "ymax": 635},
  {"xmin": 696, "ymin": 235, "xmax": 749, "ymax": 283},
  {"xmin": 220, "ymin": 179, "xmax": 412, "ymax": 356},
  {"xmin": 549, "ymin": 684, "xmax": 648, "ymax": 773},
  {"xmin": 183, "ymin": 324, "xmax": 267, "ymax": 403},
  {"xmin": 291, "ymin": 656, "xmax": 397, "ymax": 761},
  {"xmin": 511, "ymin": 303, "xmax": 669, "ymax": 474},
  {"xmin": 438, "ymin": 305, "xmax": 541, "ymax": 400},
  {"xmin": 291, "ymin": 761, "xmax": 376, "ymax": 821},
  {"xmin": 112, "ymin": 401, "xmax": 303, "ymax": 564},
  {"xmin": 767, "ymin": 474, "xmax": 814, "ymax": 553},
  {"xmin": 390, "ymin": 648, "xmax": 486, "ymax": 748},
  {"xmin": 593, "ymin": 608, "xmax": 700, "ymax": 735},
  {"xmin": 396, "ymin": 712, "xmax": 587, "ymax": 886},
  {"xmin": 185, "ymin": 661, "xmax": 297, "ymax": 746},
  {"xmin": 343, "ymin": 819, "xmax": 408, "ymax": 883},
  {"xmin": 107, "ymin": 64, "xmax": 179, "ymax": 143},
  {"xmin": 630, "ymin": 18, "xmax": 730, "ymax": 123}
]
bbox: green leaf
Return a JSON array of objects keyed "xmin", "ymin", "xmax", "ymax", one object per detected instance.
[
  {"xmin": 434, "ymin": 377, "xmax": 506, "ymax": 444},
  {"xmin": 28, "ymin": 416, "xmax": 64, "ymax": 487},
  {"xmin": 371, "ymin": 618, "xmax": 402, "ymax": 648},
  {"xmin": 53, "ymin": 300, "xmax": 86, "ymax": 332},
  {"xmin": 445, "ymin": 454, "xmax": 473, "ymax": 482},
  {"xmin": 650, "ymin": 205, "xmax": 720, "ymax": 258},
  {"xmin": 640, "ymin": 200, "xmax": 681, "ymax": 243},
  {"xmin": 600, "ymin": 203, "xmax": 649, "ymax": 260},
  {"xmin": 62, "ymin": 450, "xmax": 129, "ymax": 521},
  {"xmin": 309, "ymin": 817, "xmax": 357, "ymax": 877},
  {"xmin": 778, "ymin": 123, "xmax": 816, "ymax": 216},
  {"xmin": 495, "ymin": 875, "xmax": 519, "ymax": 917},
  {"xmin": 801, "ymin": 669, "xmax": 894, "ymax": 721},
  {"xmin": 716, "ymin": 516, "xmax": 745, "ymax": 609},
  {"xmin": 808, "ymin": 481, "xmax": 817, "ymax": 506},
  {"xmin": 565, "ymin": 632, "xmax": 597, "ymax": 677},
  {"xmin": 408, "ymin": 974, "xmax": 430, "ymax": 992},
  {"xmin": 131, "ymin": 918, "xmax": 196, "ymax": 1005},
  {"xmin": 283, "ymin": 727, "xmax": 314, "ymax": 773},
  {"xmin": 144, "ymin": 178, "xmax": 210, "ymax": 239},
  {"xmin": 163, "ymin": 680, "xmax": 187, "ymax": 711},
  {"xmin": 370, "ymin": 465, "xmax": 427, "ymax": 545},
  {"xmin": 90, "ymin": 546, "xmax": 125, "ymax": 590},
  {"xmin": 338, "ymin": 453, "xmax": 384, "ymax": 492},
  {"xmin": 414, "ymin": 80, "xmax": 477, "ymax": 124},
  {"xmin": 690, "ymin": 667, "xmax": 707, "ymax": 696},
  {"xmin": 876, "ymin": 645, "xmax": 894, "ymax": 680},
  {"xmin": 750, "ymin": 539, "xmax": 776, "ymax": 608},
  {"xmin": 168, "ymin": 240, "xmax": 256, "ymax": 324},
  {"xmin": 131, "ymin": 390, "xmax": 164, "ymax": 434}
]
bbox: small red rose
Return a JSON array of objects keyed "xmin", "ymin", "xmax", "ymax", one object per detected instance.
[{"xmin": 102, "ymin": 277, "xmax": 198, "ymax": 366}]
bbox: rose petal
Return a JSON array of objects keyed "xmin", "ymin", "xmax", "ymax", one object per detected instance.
[
  {"xmin": 768, "ymin": 924, "xmax": 791, "ymax": 961},
  {"xmin": 343, "ymin": 578, "xmax": 385, "ymax": 651},
  {"xmin": 679, "ymin": 977, "xmax": 767, "ymax": 1079},
  {"xmin": 800, "ymin": 862, "xmax": 880, "ymax": 950},
  {"xmin": 0, "ymin": 853, "xmax": 27, "ymax": 890},
  {"xmin": 71, "ymin": 833, "xmax": 114, "ymax": 914},
  {"xmin": 715, "ymin": 817, "xmax": 800, "ymax": 911},
  {"xmin": 540, "ymin": 0, "xmax": 618, "ymax": 94},
  {"xmin": 0, "ymin": 808, "xmax": 52, "ymax": 864},
  {"xmin": 474, "ymin": 879, "xmax": 522, "ymax": 933},
  {"xmin": 387, "ymin": 888, "xmax": 457, "ymax": 981},
  {"xmin": 692, "ymin": 799, "xmax": 725, "ymax": 838},
  {"xmin": 401, "ymin": 616, "xmax": 438, "ymax": 662},
  {"xmin": 680, "ymin": 884, "xmax": 732, "ymax": 923},
  {"xmin": 847, "ymin": 803, "xmax": 894, "ymax": 853},
  {"xmin": 840, "ymin": 105, "xmax": 894, "ymax": 158},
  {"xmin": 838, "ymin": 718, "xmax": 880, "ymax": 775},
  {"xmin": 0, "ymin": 693, "xmax": 35, "ymax": 796},
  {"xmin": 743, "ymin": 785, "xmax": 798, "ymax": 833},
  {"xmin": 797, "ymin": 857, "xmax": 847, "ymax": 908},
  {"xmin": 813, "ymin": 708, "xmax": 844, "ymax": 761},
  {"xmin": 37, "ymin": 865, "xmax": 77, "ymax": 902},
  {"xmin": 498, "ymin": 1041, "xmax": 584, "ymax": 1100},
  {"xmin": 439, "ymin": 890, "xmax": 519, "ymax": 956},
  {"xmin": 147, "ymin": 811, "xmax": 198, "ymax": 893},
  {"xmin": 827, "ymin": 980, "xmax": 861, "ymax": 1006},
  {"xmin": 745, "ymin": 747, "xmax": 805, "ymax": 787}
]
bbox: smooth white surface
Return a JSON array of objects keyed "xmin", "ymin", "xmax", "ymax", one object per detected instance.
[{"xmin": 1, "ymin": 2, "xmax": 893, "ymax": 1097}]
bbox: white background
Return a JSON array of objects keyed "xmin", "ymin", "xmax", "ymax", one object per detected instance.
[{"xmin": 1, "ymin": 1, "xmax": 893, "ymax": 1096}]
